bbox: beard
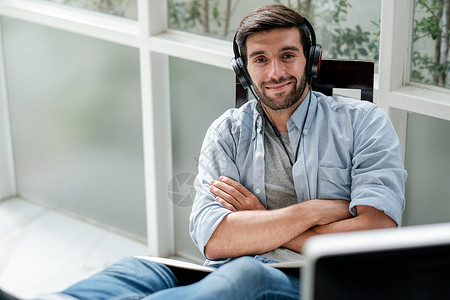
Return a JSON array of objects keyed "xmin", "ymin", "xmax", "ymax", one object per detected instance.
[{"xmin": 253, "ymin": 74, "xmax": 308, "ymax": 110}]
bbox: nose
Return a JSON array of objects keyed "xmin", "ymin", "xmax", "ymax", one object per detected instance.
[{"xmin": 268, "ymin": 58, "xmax": 286, "ymax": 79}]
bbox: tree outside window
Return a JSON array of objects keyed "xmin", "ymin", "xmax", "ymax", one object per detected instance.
[
  {"xmin": 40, "ymin": 0, "xmax": 450, "ymax": 90},
  {"xmin": 412, "ymin": 0, "xmax": 450, "ymax": 89},
  {"xmin": 168, "ymin": 0, "xmax": 381, "ymax": 67}
]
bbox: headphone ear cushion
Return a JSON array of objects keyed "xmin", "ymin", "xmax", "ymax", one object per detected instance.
[
  {"xmin": 231, "ymin": 56, "xmax": 252, "ymax": 89},
  {"xmin": 308, "ymin": 44, "xmax": 323, "ymax": 78}
]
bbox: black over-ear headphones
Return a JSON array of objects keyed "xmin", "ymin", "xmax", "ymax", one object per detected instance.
[
  {"xmin": 231, "ymin": 31, "xmax": 253, "ymax": 89},
  {"xmin": 231, "ymin": 16, "xmax": 322, "ymax": 90}
]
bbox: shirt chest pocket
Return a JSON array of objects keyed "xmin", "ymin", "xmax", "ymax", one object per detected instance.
[{"xmin": 317, "ymin": 166, "xmax": 351, "ymax": 200}]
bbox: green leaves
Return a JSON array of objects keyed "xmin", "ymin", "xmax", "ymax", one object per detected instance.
[
  {"xmin": 327, "ymin": 1, "xmax": 380, "ymax": 62},
  {"xmin": 168, "ymin": 0, "xmax": 227, "ymax": 35},
  {"xmin": 411, "ymin": 0, "xmax": 450, "ymax": 88}
]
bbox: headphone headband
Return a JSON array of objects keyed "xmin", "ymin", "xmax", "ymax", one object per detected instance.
[{"xmin": 301, "ymin": 17, "xmax": 316, "ymax": 46}]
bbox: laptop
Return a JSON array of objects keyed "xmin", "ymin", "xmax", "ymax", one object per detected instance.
[{"xmin": 301, "ymin": 222, "xmax": 450, "ymax": 300}]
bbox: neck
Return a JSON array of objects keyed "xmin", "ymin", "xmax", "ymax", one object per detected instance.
[{"xmin": 262, "ymin": 86, "xmax": 309, "ymax": 133}]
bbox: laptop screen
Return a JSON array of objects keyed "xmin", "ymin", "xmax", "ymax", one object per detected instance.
[{"xmin": 302, "ymin": 223, "xmax": 450, "ymax": 300}]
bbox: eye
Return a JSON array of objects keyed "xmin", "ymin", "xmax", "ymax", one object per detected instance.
[
  {"xmin": 282, "ymin": 53, "xmax": 295, "ymax": 59},
  {"xmin": 254, "ymin": 57, "xmax": 267, "ymax": 64}
]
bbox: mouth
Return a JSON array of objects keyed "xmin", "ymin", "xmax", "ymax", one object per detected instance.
[{"xmin": 265, "ymin": 81, "xmax": 293, "ymax": 92}]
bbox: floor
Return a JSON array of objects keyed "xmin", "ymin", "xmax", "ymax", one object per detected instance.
[{"xmin": 0, "ymin": 197, "xmax": 149, "ymax": 299}]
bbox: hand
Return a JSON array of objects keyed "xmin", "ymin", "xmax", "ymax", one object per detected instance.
[
  {"xmin": 281, "ymin": 228, "xmax": 315, "ymax": 250},
  {"xmin": 209, "ymin": 176, "xmax": 266, "ymax": 212},
  {"xmin": 281, "ymin": 200, "xmax": 353, "ymax": 253}
]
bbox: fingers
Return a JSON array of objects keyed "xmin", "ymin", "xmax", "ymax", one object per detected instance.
[
  {"xmin": 210, "ymin": 177, "xmax": 249, "ymax": 200},
  {"xmin": 209, "ymin": 176, "xmax": 265, "ymax": 211},
  {"xmin": 217, "ymin": 176, "xmax": 252, "ymax": 197},
  {"xmin": 209, "ymin": 177, "xmax": 244, "ymax": 210},
  {"xmin": 216, "ymin": 196, "xmax": 237, "ymax": 212}
]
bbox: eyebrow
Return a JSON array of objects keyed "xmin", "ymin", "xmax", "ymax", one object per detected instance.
[
  {"xmin": 248, "ymin": 46, "xmax": 301, "ymax": 58},
  {"xmin": 248, "ymin": 50, "xmax": 265, "ymax": 58}
]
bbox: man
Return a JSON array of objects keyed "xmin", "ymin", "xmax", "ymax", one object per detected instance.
[
  {"xmin": 38, "ymin": 4, "xmax": 406, "ymax": 300},
  {"xmin": 190, "ymin": 4, "xmax": 405, "ymax": 266}
]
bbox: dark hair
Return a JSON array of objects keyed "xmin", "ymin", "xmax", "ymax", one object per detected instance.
[{"xmin": 236, "ymin": 5, "xmax": 312, "ymax": 65}]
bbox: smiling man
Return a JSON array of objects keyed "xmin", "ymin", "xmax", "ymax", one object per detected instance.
[
  {"xmin": 190, "ymin": 5, "xmax": 406, "ymax": 268},
  {"xmin": 247, "ymin": 28, "xmax": 308, "ymax": 112},
  {"xmin": 38, "ymin": 5, "xmax": 406, "ymax": 300}
]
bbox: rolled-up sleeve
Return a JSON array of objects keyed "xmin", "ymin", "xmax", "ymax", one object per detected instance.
[
  {"xmin": 189, "ymin": 122, "xmax": 238, "ymax": 258},
  {"xmin": 350, "ymin": 105, "xmax": 407, "ymax": 225}
]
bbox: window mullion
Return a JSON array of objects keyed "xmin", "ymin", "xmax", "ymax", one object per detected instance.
[
  {"xmin": 378, "ymin": 0, "xmax": 413, "ymax": 161},
  {"xmin": 0, "ymin": 19, "xmax": 17, "ymax": 200},
  {"xmin": 378, "ymin": 0, "xmax": 413, "ymax": 107},
  {"xmin": 0, "ymin": 0, "xmax": 140, "ymax": 46},
  {"xmin": 149, "ymin": 30, "xmax": 231, "ymax": 69},
  {"xmin": 139, "ymin": 0, "xmax": 174, "ymax": 257}
]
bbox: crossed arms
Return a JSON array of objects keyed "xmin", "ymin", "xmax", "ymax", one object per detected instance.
[{"xmin": 204, "ymin": 176, "xmax": 396, "ymax": 261}]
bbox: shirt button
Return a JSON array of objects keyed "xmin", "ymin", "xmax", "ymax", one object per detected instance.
[
  {"xmin": 256, "ymin": 152, "xmax": 262, "ymax": 157},
  {"xmin": 255, "ymin": 189, "xmax": 261, "ymax": 194},
  {"xmin": 302, "ymin": 129, "xmax": 308, "ymax": 135}
]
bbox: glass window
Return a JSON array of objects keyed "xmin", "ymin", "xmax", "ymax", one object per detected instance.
[
  {"xmin": 411, "ymin": 0, "xmax": 450, "ymax": 89},
  {"xmin": 2, "ymin": 17, "xmax": 146, "ymax": 240},
  {"xmin": 43, "ymin": 0, "xmax": 138, "ymax": 20},
  {"xmin": 167, "ymin": 0, "xmax": 381, "ymax": 63},
  {"xmin": 169, "ymin": 56, "xmax": 235, "ymax": 260}
]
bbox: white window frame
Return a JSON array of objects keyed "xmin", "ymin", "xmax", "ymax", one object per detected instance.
[
  {"xmin": 0, "ymin": 0, "xmax": 448, "ymax": 257},
  {"xmin": 0, "ymin": 0, "xmax": 231, "ymax": 257},
  {"xmin": 377, "ymin": 0, "xmax": 450, "ymax": 159},
  {"xmin": 0, "ymin": 25, "xmax": 16, "ymax": 200}
]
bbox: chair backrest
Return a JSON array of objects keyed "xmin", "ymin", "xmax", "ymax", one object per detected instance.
[{"xmin": 235, "ymin": 59, "xmax": 374, "ymax": 108}]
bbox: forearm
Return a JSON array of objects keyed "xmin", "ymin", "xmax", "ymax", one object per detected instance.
[
  {"xmin": 282, "ymin": 229, "xmax": 317, "ymax": 253},
  {"xmin": 205, "ymin": 199, "xmax": 352, "ymax": 260},
  {"xmin": 204, "ymin": 202, "xmax": 319, "ymax": 260},
  {"xmin": 314, "ymin": 205, "xmax": 396, "ymax": 234},
  {"xmin": 283, "ymin": 205, "xmax": 397, "ymax": 253}
]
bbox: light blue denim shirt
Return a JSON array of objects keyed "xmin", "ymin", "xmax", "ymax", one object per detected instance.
[{"xmin": 189, "ymin": 91, "xmax": 407, "ymax": 266}]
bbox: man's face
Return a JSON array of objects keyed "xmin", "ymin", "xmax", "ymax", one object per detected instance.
[{"xmin": 245, "ymin": 27, "xmax": 308, "ymax": 111}]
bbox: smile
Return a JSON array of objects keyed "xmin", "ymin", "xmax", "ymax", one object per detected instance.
[{"xmin": 265, "ymin": 81, "xmax": 293, "ymax": 91}]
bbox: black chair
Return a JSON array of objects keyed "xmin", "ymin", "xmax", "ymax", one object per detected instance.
[{"xmin": 235, "ymin": 59, "xmax": 374, "ymax": 108}]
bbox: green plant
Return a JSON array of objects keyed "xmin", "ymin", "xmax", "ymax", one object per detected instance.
[
  {"xmin": 274, "ymin": 0, "xmax": 379, "ymax": 65},
  {"xmin": 326, "ymin": 1, "xmax": 380, "ymax": 62},
  {"xmin": 167, "ymin": 0, "xmax": 380, "ymax": 64},
  {"xmin": 412, "ymin": 0, "xmax": 450, "ymax": 88},
  {"xmin": 168, "ymin": 0, "xmax": 237, "ymax": 37}
]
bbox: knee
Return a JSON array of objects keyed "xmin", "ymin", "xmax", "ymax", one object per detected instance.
[
  {"xmin": 219, "ymin": 256, "xmax": 270, "ymax": 282},
  {"xmin": 215, "ymin": 257, "xmax": 299, "ymax": 298},
  {"xmin": 113, "ymin": 256, "xmax": 140, "ymax": 266},
  {"xmin": 108, "ymin": 256, "xmax": 142, "ymax": 270},
  {"xmin": 104, "ymin": 256, "xmax": 166, "ymax": 276},
  {"xmin": 102, "ymin": 257, "xmax": 178, "ymax": 287},
  {"xmin": 229, "ymin": 256, "xmax": 266, "ymax": 271}
]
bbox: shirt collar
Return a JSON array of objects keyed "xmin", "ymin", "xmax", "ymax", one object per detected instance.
[
  {"xmin": 252, "ymin": 90, "xmax": 318, "ymax": 135},
  {"xmin": 287, "ymin": 90, "xmax": 317, "ymax": 134}
]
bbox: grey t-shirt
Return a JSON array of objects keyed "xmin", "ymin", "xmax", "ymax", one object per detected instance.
[
  {"xmin": 260, "ymin": 119, "xmax": 303, "ymax": 262},
  {"xmin": 263, "ymin": 120, "xmax": 297, "ymax": 209}
]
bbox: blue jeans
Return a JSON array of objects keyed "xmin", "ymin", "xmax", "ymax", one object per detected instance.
[{"xmin": 51, "ymin": 256, "xmax": 300, "ymax": 300}]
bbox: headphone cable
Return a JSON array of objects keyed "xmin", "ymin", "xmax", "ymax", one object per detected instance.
[{"xmin": 259, "ymin": 87, "xmax": 312, "ymax": 167}]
